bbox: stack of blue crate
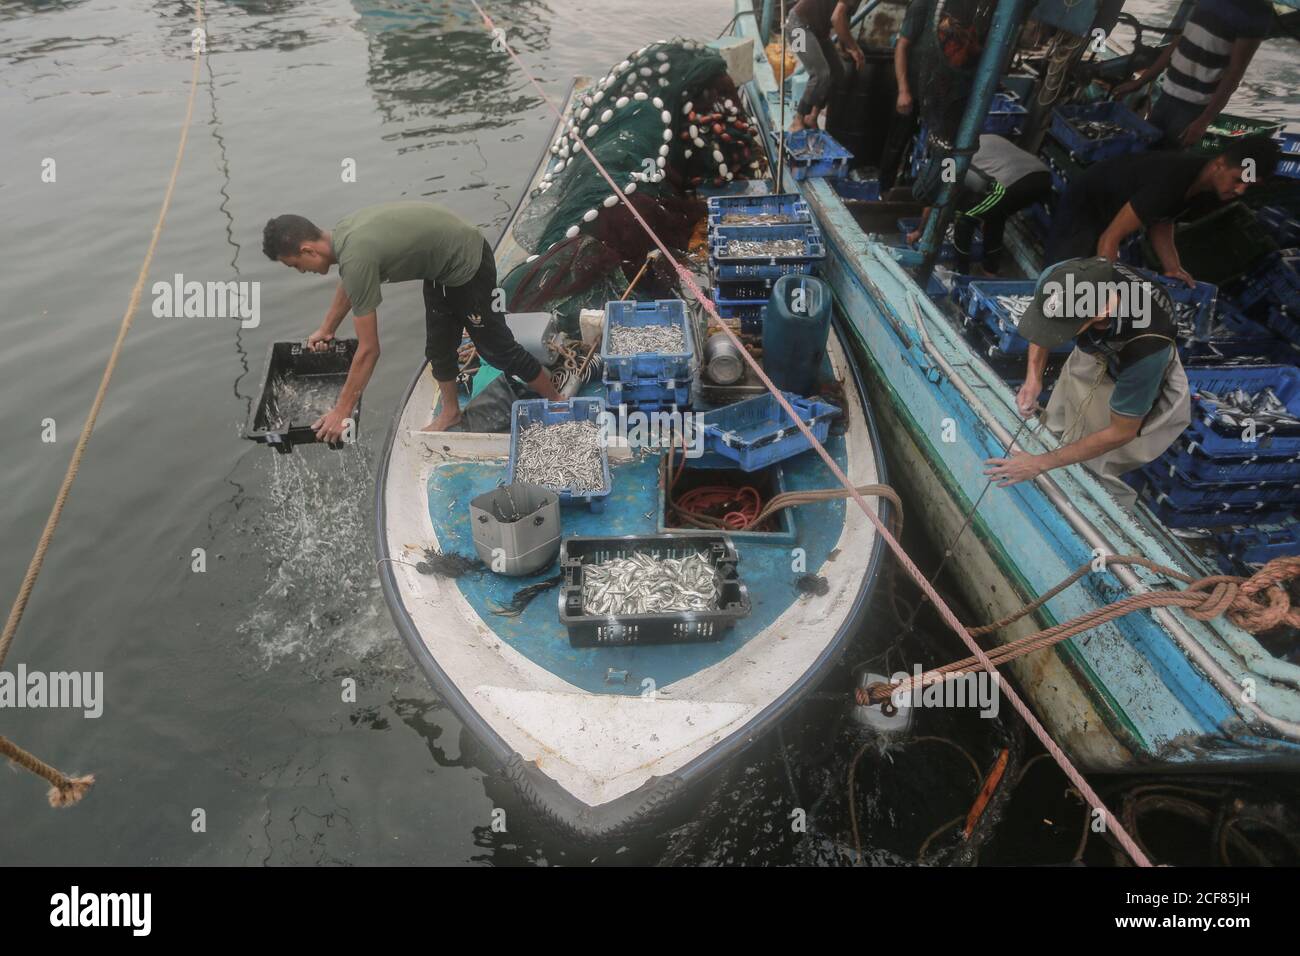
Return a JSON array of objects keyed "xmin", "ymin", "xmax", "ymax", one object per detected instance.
[
  {"xmin": 600, "ymin": 299, "xmax": 694, "ymax": 411},
  {"xmin": 706, "ymin": 193, "xmax": 824, "ymax": 335},
  {"xmin": 1138, "ymin": 365, "xmax": 1300, "ymax": 528}
]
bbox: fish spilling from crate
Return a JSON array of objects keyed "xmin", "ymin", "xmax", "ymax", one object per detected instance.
[
  {"xmin": 996, "ymin": 294, "xmax": 1033, "ymax": 325},
  {"xmin": 607, "ymin": 323, "xmax": 687, "ymax": 355},
  {"xmin": 1073, "ymin": 119, "xmax": 1131, "ymax": 140},
  {"xmin": 512, "ymin": 420, "xmax": 606, "ymax": 493},
  {"xmin": 580, "ymin": 551, "xmax": 719, "ymax": 615},
  {"xmin": 1197, "ymin": 388, "xmax": 1300, "ymax": 430},
  {"xmin": 725, "ymin": 237, "xmax": 810, "ymax": 258},
  {"xmin": 263, "ymin": 373, "xmax": 340, "ymax": 431}
]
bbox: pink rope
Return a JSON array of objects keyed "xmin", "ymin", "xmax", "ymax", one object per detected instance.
[{"xmin": 469, "ymin": 3, "xmax": 1150, "ymax": 868}]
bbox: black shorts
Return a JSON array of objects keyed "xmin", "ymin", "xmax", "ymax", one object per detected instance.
[{"xmin": 423, "ymin": 238, "xmax": 542, "ymax": 384}]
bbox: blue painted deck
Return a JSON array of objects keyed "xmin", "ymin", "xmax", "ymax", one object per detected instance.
[{"xmin": 426, "ymin": 435, "xmax": 850, "ymax": 696}]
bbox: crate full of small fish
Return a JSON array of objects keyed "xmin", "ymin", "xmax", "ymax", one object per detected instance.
[
  {"xmin": 710, "ymin": 223, "xmax": 826, "ymax": 264},
  {"xmin": 1185, "ymin": 365, "xmax": 1300, "ymax": 459},
  {"xmin": 244, "ymin": 339, "xmax": 361, "ymax": 453},
  {"xmin": 1050, "ymin": 101, "xmax": 1161, "ymax": 163},
  {"xmin": 507, "ymin": 398, "xmax": 612, "ymax": 511},
  {"xmin": 706, "ymin": 193, "xmax": 811, "ymax": 230},
  {"xmin": 558, "ymin": 534, "xmax": 750, "ymax": 646},
  {"xmin": 962, "ymin": 280, "xmax": 1074, "ymax": 356},
  {"xmin": 773, "ymin": 129, "xmax": 853, "ymax": 181},
  {"xmin": 600, "ymin": 298, "xmax": 695, "ymax": 383}
]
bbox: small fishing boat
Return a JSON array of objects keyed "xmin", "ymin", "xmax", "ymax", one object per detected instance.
[
  {"xmin": 375, "ymin": 70, "xmax": 894, "ymax": 838},
  {"xmin": 733, "ymin": 0, "xmax": 1300, "ymax": 771}
]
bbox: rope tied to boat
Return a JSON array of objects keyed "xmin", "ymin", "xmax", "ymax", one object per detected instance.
[
  {"xmin": 857, "ymin": 554, "xmax": 1300, "ymax": 706},
  {"xmin": 0, "ymin": 0, "xmax": 205, "ymax": 805}
]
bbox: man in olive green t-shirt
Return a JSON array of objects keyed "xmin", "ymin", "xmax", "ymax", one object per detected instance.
[{"xmin": 263, "ymin": 201, "xmax": 560, "ymax": 437}]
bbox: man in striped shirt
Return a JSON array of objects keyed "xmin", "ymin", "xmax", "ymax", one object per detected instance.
[{"xmin": 1115, "ymin": 0, "xmax": 1273, "ymax": 147}]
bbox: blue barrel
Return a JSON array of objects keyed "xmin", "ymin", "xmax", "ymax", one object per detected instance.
[{"xmin": 762, "ymin": 274, "xmax": 831, "ymax": 396}]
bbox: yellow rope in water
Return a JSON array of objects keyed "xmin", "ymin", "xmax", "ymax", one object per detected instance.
[{"xmin": 0, "ymin": 0, "xmax": 206, "ymax": 805}]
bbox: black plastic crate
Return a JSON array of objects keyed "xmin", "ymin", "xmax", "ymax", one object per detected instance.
[
  {"xmin": 245, "ymin": 339, "xmax": 360, "ymax": 453},
  {"xmin": 558, "ymin": 534, "xmax": 750, "ymax": 647}
]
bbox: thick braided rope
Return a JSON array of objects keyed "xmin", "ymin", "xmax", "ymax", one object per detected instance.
[
  {"xmin": 860, "ymin": 554, "xmax": 1300, "ymax": 705},
  {"xmin": 0, "ymin": 1, "xmax": 205, "ymax": 804}
]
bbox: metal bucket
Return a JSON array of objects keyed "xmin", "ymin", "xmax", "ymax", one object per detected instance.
[
  {"xmin": 704, "ymin": 334, "xmax": 745, "ymax": 385},
  {"xmin": 469, "ymin": 482, "xmax": 561, "ymax": 576}
]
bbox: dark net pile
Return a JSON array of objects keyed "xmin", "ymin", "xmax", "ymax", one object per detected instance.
[{"xmin": 504, "ymin": 39, "xmax": 767, "ymax": 330}]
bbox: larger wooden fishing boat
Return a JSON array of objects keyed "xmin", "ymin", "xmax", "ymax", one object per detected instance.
[{"xmin": 734, "ymin": 0, "xmax": 1300, "ymax": 771}]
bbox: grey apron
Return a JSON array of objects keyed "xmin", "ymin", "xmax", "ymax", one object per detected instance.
[{"xmin": 1042, "ymin": 338, "xmax": 1191, "ymax": 510}]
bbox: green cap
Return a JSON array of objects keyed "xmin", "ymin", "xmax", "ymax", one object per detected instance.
[{"xmin": 1017, "ymin": 257, "xmax": 1126, "ymax": 349}]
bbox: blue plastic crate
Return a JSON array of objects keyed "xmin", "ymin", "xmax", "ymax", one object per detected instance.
[
  {"xmin": 1050, "ymin": 101, "xmax": 1161, "ymax": 163},
  {"xmin": 712, "ymin": 278, "xmax": 774, "ymax": 301},
  {"xmin": 1278, "ymin": 131, "xmax": 1300, "ymax": 180},
  {"xmin": 603, "ymin": 372, "xmax": 690, "ymax": 411},
  {"xmin": 507, "ymin": 398, "xmax": 612, "ymax": 512},
  {"xmin": 1185, "ymin": 364, "xmax": 1300, "ymax": 458},
  {"xmin": 710, "ymin": 223, "xmax": 826, "ymax": 263},
  {"xmin": 1140, "ymin": 491, "xmax": 1292, "ymax": 529},
  {"xmin": 698, "ymin": 392, "xmax": 839, "ymax": 472},
  {"xmin": 711, "ymin": 298, "xmax": 767, "ymax": 333},
  {"xmin": 1232, "ymin": 250, "xmax": 1300, "ymax": 317},
  {"xmin": 1141, "ymin": 461, "xmax": 1300, "ymax": 509},
  {"xmin": 963, "ymin": 279, "xmax": 1073, "ymax": 356},
  {"xmin": 1164, "ymin": 437, "xmax": 1300, "ymax": 484},
  {"xmin": 1258, "ymin": 206, "xmax": 1300, "ymax": 247},
  {"xmin": 709, "ymin": 258, "xmax": 818, "ymax": 281},
  {"xmin": 1131, "ymin": 268, "xmax": 1218, "ymax": 340},
  {"xmin": 984, "ymin": 91, "xmax": 1028, "ymax": 136},
  {"xmin": 831, "ymin": 177, "xmax": 882, "ymax": 201},
  {"xmin": 601, "ymin": 299, "xmax": 694, "ymax": 383},
  {"xmin": 1214, "ymin": 525, "xmax": 1300, "ymax": 572},
  {"xmin": 1266, "ymin": 306, "xmax": 1300, "ymax": 348},
  {"xmin": 775, "ymin": 129, "xmax": 853, "ymax": 181},
  {"xmin": 707, "ymin": 193, "xmax": 811, "ymax": 229}
]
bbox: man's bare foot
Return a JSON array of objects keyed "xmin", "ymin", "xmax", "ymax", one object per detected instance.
[{"xmin": 422, "ymin": 408, "xmax": 463, "ymax": 432}]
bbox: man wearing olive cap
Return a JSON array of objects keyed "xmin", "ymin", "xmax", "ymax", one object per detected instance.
[{"xmin": 984, "ymin": 257, "xmax": 1191, "ymax": 510}]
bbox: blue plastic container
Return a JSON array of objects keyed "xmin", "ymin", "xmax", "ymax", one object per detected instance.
[
  {"xmin": 707, "ymin": 193, "xmax": 811, "ymax": 229},
  {"xmin": 763, "ymin": 274, "xmax": 832, "ymax": 396},
  {"xmin": 603, "ymin": 372, "xmax": 691, "ymax": 410},
  {"xmin": 1129, "ymin": 268, "xmax": 1219, "ymax": 340},
  {"xmin": 1051, "ymin": 101, "xmax": 1161, "ymax": 163},
  {"xmin": 712, "ymin": 278, "xmax": 774, "ymax": 301},
  {"xmin": 831, "ymin": 177, "xmax": 882, "ymax": 201},
  {"xmin": 963, "ymin": 279, "xmax": 1073, "ymax": 356},
  {"xmin": 1140, "ymin": 493, "xmax": 1291, "ymax": 529},
  {"xmin": 601, "ymin": 299, "xmax": 694, "ymax": 382},
  {"xmin": 1278, "ymin": 131, "xmax": 1300, "ymax": 180},
  {"xmin": 709, "ymin": 258, "xmax": 817, "ymax": 281},
  {"xmin": 710, "ymin": 223, "xmax": 826, "ymax": 263},
  {"xmin": 1141, "ymin": 461, "xmax": 1300, "ymax": 509},
  {"xmin": 776, "ymin": 130, "xmax": 853, "ymax": 181},
  {"xmin": 1185, "ymin": 364, "xmax": 1300, "ymax": 458},
  {"xmin": 507, "ymin": 398, "xmax": 612, "ymax": 512},
  {"xmin": 698, "ymin": 391, "xmax": 840, "ymax": 472},
  {"xmin": 1160, "ymin": 438, "xmax": 1300, "ymax": 484},
  {"xmin": 984, "ymin": 91, "xmax": 1028, "ymax": 136},
  {"xmin": 711, "ymin": 298, "xmax": 767, "ymax": 333},
  {"xmin": 1214, "ymin": 525, "xmax": 1300, "ymax": 572}
]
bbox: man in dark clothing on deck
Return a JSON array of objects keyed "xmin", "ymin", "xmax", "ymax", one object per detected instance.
[
  {"xmin": 1044, "ymin": 135, "xmax": 1281, "ymax": 283},
  {"xmin": 878, "ymin": 0, "xmax": 935, "ymax": 189},
  {"xmin": 907, "ymin": 133, "xmax": 1052, "ymax": 274},
  {"xmin": 263, "ymin": 201, "xmax": 561, "ymax": 439},
  {"xmin": 787, "ymin": 0, "xmax": 866, "ymax": 131}
]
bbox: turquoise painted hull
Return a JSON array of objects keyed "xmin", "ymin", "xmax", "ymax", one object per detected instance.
[{"xmin": 734, "ymin": 0, "xmax": 1300, "ymax": 771}]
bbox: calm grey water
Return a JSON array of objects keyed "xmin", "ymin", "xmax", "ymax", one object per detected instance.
[{"xmin": 0, "ymin": 0, "xmax": 1295, "ymax": 866}]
